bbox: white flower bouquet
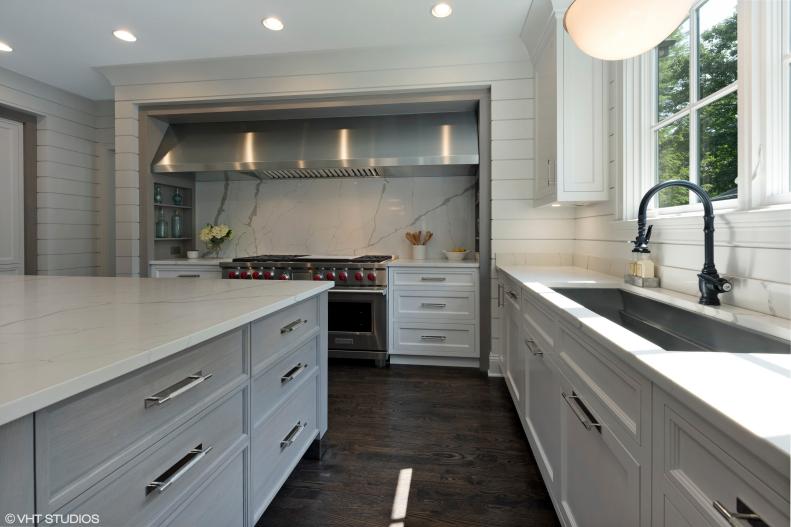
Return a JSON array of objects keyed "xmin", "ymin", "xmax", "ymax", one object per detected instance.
[{"xmin": 199, "ymin": 223, "xmax": 232, "ymax": 256}]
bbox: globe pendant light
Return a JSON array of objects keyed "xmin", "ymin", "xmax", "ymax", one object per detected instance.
[{"xmin": 563, "ymin": 0, "xmax": 695, "ymax": 60}]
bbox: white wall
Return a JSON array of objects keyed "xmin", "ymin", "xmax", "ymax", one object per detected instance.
[
  {"xmin": 0, "ymin": 66, "xmax": 114, "ymax": 276},
  {"xmin": 573, "ymin": 62, "xmax": 791, "ymax": 319},
  {"xmin": 100, "ymin": 38, "xmax": 578, "ymax": 363}
]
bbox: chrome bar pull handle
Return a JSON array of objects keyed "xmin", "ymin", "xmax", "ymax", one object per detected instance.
[
  {"xmin": 280, "ymin": 318, "xmax": 305, "ymax": 335},
  {"xmin": 281, "ymin": 363, "xmax": 308, "ymax": 384},
  {"xmin": 145, "ymin": 371, "xmax": 213, "ymax": 409},
  {"xmin": 421, "ymin": 303, "xmax": 447, "ymax": 308},
  {"xmin": 525, "ymin": 338, "xmax": 543, "ymax": 356},
  {"xmin": 176, "ymin": 274, "xmax": 201, "ymax": 278},
  {"xmin": 421, "ymin": 276, "xmax": 446, "ymax": 282},
  {"xmin": 420, "ymin": 335, "xmax": 447, "ymax": 341},
  {"xmin": 562, "ymin": 392, "xmax": 602, "ymax": 432},
  {"xmin": 146, "ymin": 445, "xmax": 213, "ymax": 494},
  {"xmin": 281, "ymin": 421, "xmax": 307, "ymax": 449},
  {"xmin": 712, "ymin": 500, "xmax": 764, "ymax": 526}
]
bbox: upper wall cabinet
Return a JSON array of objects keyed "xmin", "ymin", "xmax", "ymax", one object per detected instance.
[{"xmin": 526, "ymin": 0, "xmax": 608, "ymax": 206}]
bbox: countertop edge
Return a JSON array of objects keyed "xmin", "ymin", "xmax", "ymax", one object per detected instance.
[
  {"xmin": 0, "ymin": 282, "xmax": 332, "ymax": 427},
  {"xmin": 388, "ymin": 259, "xmax": 480, "ymax": 268},
  {"xmin": 496, "ymin": 265, "xmax": 791, "ymax": 464}
]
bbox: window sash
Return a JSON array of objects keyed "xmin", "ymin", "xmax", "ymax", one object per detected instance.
[{"xmin": 650, "ymin": 0, "xmax": 739, "ymax": 210}]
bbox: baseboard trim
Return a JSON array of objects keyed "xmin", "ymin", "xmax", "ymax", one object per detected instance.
[
  {"xmin": 487, "ymin": 353, "xmax": 503, "ymax": 377},
  {"xmin": 389, "ymin": 355, "xmax": 479, "ymax": 368}
]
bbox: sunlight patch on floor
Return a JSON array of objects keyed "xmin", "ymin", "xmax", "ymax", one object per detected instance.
[{"xmin": 389, "ymin": 467, "xmax": 413, "ymax": 527}]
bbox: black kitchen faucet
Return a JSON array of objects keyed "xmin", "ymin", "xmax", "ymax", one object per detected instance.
[{"xmin": 632, "ymin": 180, "xmax": 732, "ymax": 306}]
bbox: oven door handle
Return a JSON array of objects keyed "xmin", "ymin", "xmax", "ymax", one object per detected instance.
[{"xmin": 328, "ymin": 288, "xmax": 387, "ymax": 295}]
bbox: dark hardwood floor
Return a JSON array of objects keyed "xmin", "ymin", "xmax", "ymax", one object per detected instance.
[{"xmin": 257, "ymin": 362, "xmax": 560, "ymax": 527}]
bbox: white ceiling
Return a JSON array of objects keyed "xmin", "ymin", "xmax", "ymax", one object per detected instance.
[{"xmin": 0, "ymin": 0, "xmax": 532, "ymax": 101}]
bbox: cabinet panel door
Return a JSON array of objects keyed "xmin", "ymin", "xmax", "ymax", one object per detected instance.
[
  {"xmin": 559, "ymin": 376, "xmax": 643, "ymax": 527},
  {"xmin": 534, "ymin": 21, "xmax": 557, "ymax": 204},
  {"xmin": 653, "ymin": 389, "xmax": 789, "ymax": 527},
  {"xmin": 524, "ymin": 340, "xmax": 560, "ymax": 491},
  {"xmin": 503, "ymin": 302, "xmax": 524, "ymax": 414}
]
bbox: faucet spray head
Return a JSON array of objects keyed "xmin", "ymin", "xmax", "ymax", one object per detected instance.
[{"xmin": 632, "ymin": 224, "xmax": 653, "ymax": 253}]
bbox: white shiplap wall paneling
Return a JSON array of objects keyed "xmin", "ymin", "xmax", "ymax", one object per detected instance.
[{"xmin": 0, "ymin": 65, "xmax": 113, "ymax": 276}]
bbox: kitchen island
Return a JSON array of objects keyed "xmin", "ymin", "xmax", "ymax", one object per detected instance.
[{"xmin": 0, "ymin": 275, "xmax": 332, "ymax": 527}]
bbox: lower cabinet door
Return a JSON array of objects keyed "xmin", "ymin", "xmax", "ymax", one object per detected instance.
[
  {"xmin": 652, "ymin": 388, "xmax": 789, "ymax": 527},
  {"xmin": 163, "ymin": 450, "xmax": 245, "ymax": 527},
  {"xmin": 252, "ymin": 373, "xmax": 318, "ymax": 521},
  {"xmin": 504, "ymin": 303, "xmax": 525, "ymax": 414},
  {"xmin": 524, "ymin": 339, "xmax": 560, "ymax": 492},
  {"xmin": 559, "ymin": 375, "xmax": 643, "ymax": 527}
]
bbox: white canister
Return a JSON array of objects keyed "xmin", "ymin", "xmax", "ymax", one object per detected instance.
[
  {"xmin": 411, "ymin": 245, "xmax": 427, "ymax": 260},
  {"xmin": 186, "ymin": 250, "xmax": 199, "ymax": 259}
]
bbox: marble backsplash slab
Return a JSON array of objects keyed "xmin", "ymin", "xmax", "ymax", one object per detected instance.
[{"xmin": 195, "ymin": 173, "xmax": 476, "ymax": 259}]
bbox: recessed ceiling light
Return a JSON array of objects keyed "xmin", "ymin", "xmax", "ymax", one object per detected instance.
[
  {"xmin": 262, "ymin": 17, "xmax": 284, "ymax": 31},
  {"xmin": 551, "ymin": 203, "xmax": 562, "ymax": 207},
  {"xmin": 431, "ymin": 3, "xmax": 453, "ymax": 18},
  {"xmin": 113, "ymin": 29, "xmax": 137, "ymax": 42},
  {"xmin": 0, "ymin": 41, "xmax": 12, "ymax": 53}
]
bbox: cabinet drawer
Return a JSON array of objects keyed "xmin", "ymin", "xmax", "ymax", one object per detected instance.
[
  {"xmin": 654, "ymin": 390, "xmax": 789, "ymax": 527},
  {"xmin": 36, "ymin": 329, "xmax": 246, "ymax": 511},
  {"xmin": 499, "ymin": 275, "xmax": 522, "ymax": 312},
  {"xmin": 59, "ymin": 391, "xmax": 245, "ymax": 527},
  {"xmin": 392, "ymin": 269, "xmax": 476, "ymax": 289},
  {"xmin": 556, "ymin": 322, "xmax": 648, "ymax": 446},
  {"xmin": 252, "ymin": 337, "xmax": 319, "ymax": 428},
  {"xmin": 394, "ymin": 289, "xmax": 475, "ymax": 322},
  {"xmin": 163, "ymin": 450, "xmax": 245, "ymax": 527},
  {"xmin": 150, "ymin": 267, "xmax": 221, "ymax": 279},
  {"xmin": 252, "ymin": 373, "xmax": 318, "ymax": 520},
  {"xmin": 522, "ymin": 287, "xmax": 556, "ymax": 351},
  {"xmin": 251, "ymin": 297, "xmax": 319, "ymax": 372},
  {"xmin": 394, "ymin": 323, "xmax": 476, "ymax": 357}
]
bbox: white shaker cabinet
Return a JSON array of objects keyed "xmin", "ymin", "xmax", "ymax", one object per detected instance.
[
  {"xmin": 498, "ymin": 275, "xmax": 525, "ymax": 415},
  {"xmin": 557, "ymin": 372, "xmax": 643, "ymax": 527},
  {"xmin": 528, "ymin": 1, "xmax": 608, "ymax": 206},
  {"xmin": 652, "ymin": 387, "xmax": 790, "ymax": 527},
  {"xmin": 149, "ymin": 260, "xmax": 223, "ymax": 278},
  {"xmin": 388, "ymin": 264, "xmax": 479, "ymax": 367},
  {"xmin": 523, "ymin": 335, "xmax": 561, "ymax": 493}
]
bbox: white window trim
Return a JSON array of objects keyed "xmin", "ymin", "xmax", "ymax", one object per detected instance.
[{"xmin": 620, "ymin": 0, "xmax": 791, "ymax": 223}]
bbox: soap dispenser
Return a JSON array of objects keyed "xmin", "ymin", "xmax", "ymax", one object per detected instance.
[{"xmin": 625, "ymin": 248, "xmax": 659, "ymax": 287}]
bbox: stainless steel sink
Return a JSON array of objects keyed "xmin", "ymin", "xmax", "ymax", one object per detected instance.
[{"xmin": 552, "ymin": 288, "xmax": 791, "ymax": 354}]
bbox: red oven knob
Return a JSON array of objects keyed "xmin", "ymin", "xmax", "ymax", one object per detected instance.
[
  {"xmin": 313, "ymin": 274, "xmax": 323, "ymax": 281},
  {"xmin": 240, "ymin": 271, "xmax": 251, "ymax": 279},
  {"xmin": 279, "ymin": 273, "xmax": 289, "ymax": 280},
  {"xmin": 263, "ymin": 271, "xmax": 273, "ymax": 280},
  {"xmin": 252, "ymin": 271, "xmax": 261, "ymax": 279},
  {"xmin": 367, "ymin": 272, "xmax": 376, "ymax": 281},
  {"xmin": 325, "ymin": 271, "xmax": 335, "ymax": 281},
  {"xmin": 354, "ymin": 272, "xmax": 363, "ymax": 281},
  {"xmin": 227, "ymin": 271, "xmax": 238, "ymax": 279},
  {"xmin": 338, "ymin": 271, "xmax": 348, "ymax": 281}
]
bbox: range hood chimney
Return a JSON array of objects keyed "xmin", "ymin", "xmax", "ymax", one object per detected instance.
[{"xmin": 151, "ymin": 112, "xmax": 479, "ymax": 179}]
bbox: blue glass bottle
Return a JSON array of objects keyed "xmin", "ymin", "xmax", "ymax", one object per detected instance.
[
  {"xmin": 155, "ymin": 207, "xmax": 168, "ymax": 238},
  {"xmin": 171, "ymin": 209, "xmax": 183, "ymax": 238}
]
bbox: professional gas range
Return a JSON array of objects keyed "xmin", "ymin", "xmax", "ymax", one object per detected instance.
[{"xmin": 221, "ymin": 255, "xmax": 393, "ymax": 366}]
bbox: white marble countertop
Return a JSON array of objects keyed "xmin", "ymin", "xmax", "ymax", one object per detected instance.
[
  {"xmin": 0, "ymin": 275, "xmax": 332, "ymax": 427},
  {"xmin": 388, "ymin": 258, "xmax": 480, "ymax": 268},
  {"xmin": 497, "ymin": 265, "xmax": 791, "ymax": 461},
  {"xmin": 149, "ymin": 258, "xmax": 229, "ymax": 266}
]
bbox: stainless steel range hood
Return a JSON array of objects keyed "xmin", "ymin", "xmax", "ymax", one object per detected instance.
[{"xmin": 151, "ymin": 112, "xmax": 479, "ymax": 178}]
